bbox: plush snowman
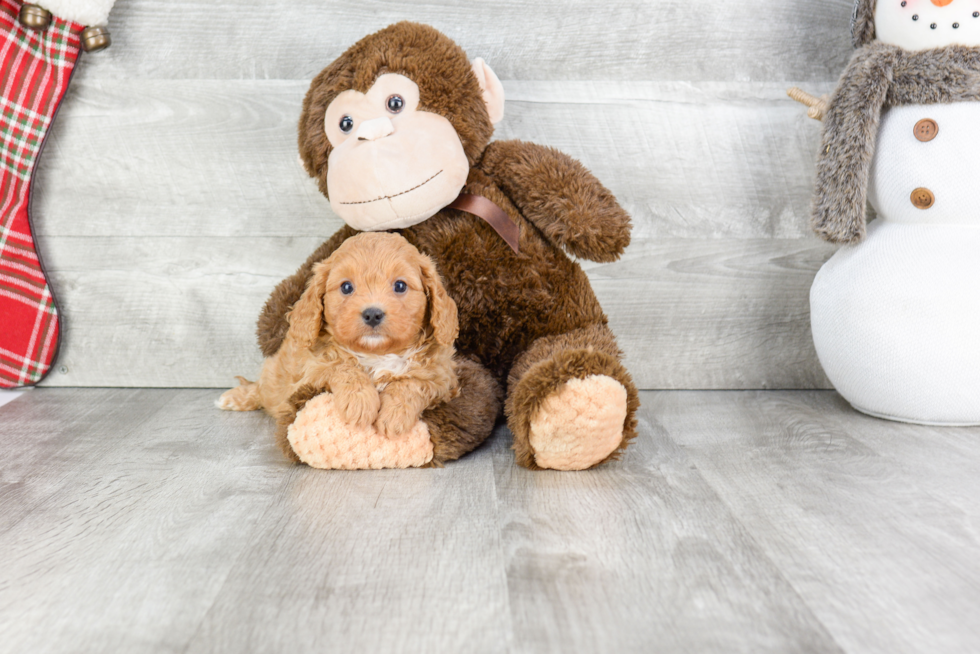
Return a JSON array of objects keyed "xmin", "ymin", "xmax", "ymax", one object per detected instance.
[{"xmin": 797, "ymin": 0, "xmax": 980, "ymax": 424}]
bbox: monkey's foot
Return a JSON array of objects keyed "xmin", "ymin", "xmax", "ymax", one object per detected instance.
[
  {"xmin": 288, "ymin": 392, "xmax": 433, "ymax": 469},
  {"xmin": 526, "ymin": 374, "xmax": 628, "ymax": 471}
]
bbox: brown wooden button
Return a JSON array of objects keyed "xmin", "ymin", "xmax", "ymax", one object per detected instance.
[
  {"xmin": 914, "ymin": 118, "xmax": 939, "ymax": 142},
  {"xmin": 911, "ymin": 187, "xmax": 935, "ymax": 209}
]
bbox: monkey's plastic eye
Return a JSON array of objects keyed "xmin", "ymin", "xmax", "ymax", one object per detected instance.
[
  {"xmin": 386, "ymin": 95, "xmax": 404, "ymax": 113},
  {"xmin": 339, "ymin": 116, "xmax": 354, "ymax": 133},
  {"xmin": 393, "ymin": 280, "xmax": 408, "ymax": 294},
  {"xmin": 340, "ymin": 281, "xmax": 354, "ymax": 295}
]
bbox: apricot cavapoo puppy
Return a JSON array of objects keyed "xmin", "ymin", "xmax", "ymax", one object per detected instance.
[{"xmin": 217, "ymin": 232, "xmax": 459, "ymax": 444}]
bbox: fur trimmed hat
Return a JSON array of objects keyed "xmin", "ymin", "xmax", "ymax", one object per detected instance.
[{"xmin": 851, "ymin": 0, "xmax": 877, "ymax": 48}]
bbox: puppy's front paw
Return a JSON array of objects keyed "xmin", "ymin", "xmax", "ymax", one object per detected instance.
[
  {"xmin": 375, "ymin": 398, "xmax": 420, "ymax": 440},
  {"xmin": 334, "ymin": 385, "xmax": 381, "ymax": 428}
]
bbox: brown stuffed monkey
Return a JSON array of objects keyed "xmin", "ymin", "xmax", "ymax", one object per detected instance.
[{"xmin": 259, "ymin": 22, "xmax": 639, "ymax": 470}]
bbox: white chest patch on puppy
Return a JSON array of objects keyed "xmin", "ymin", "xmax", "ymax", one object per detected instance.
[{"xmin": 344, "ymin": 346, "xmax": 422, "ymax": 388}]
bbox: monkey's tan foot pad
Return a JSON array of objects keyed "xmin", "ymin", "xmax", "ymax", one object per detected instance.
[
  {"xmin": 288, "ymin": 392, "xmax": 433, "ymax": 469},
  {"xmin": 528, "ymin": 374, "xmax": 628, "ymax": 471}
]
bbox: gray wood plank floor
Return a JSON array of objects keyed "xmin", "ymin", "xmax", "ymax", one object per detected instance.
[{"xmin": 2, "ymin": 389, "xmax": 977, "ymax": 654}]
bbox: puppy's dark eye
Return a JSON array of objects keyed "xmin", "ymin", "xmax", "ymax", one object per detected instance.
[
  {"xmin": 386, "ymin": 95, "xmax": 404, "ymax": 113},
  {"xmin": 339, "ymin": 116, "xmax": 354, "ymax": 133},
  {"xmin": 340, "ymin": 281, "xmax": 354, "ymax": 295},
  {"xmin": 393, "ymin": 280, "xmax": 408, "ymax": 294}
]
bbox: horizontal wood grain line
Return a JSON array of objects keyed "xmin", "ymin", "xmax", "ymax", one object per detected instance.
[
  {"xmin": 34, "ymin": 236, "xmax": 835, "ymax": 389},
  {"xmin": 34, "ymin": 80, "xmax": 834, "ymax": 240},
  {"xmin": 78, "ymin": 0, "xmax": 855, "ymax": 83}
]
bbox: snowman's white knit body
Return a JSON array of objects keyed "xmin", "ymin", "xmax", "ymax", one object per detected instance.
[
  {"xmin": 811, "ymin": 101, "xmax": 980, "ymax": 424},
  {"xmin": 808, "ymin": 1, "xmax": 980, "ymax": 424}
]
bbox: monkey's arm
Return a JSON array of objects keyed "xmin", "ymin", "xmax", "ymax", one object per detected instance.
[
  {"xmin": 812, "ymin": 43, "xmax": 897, "ymax": 244},
  {"xmin": 256, "ymin": 224, "xmax": 359, "ymax": 357},
  {"xmin": 480, "ymin": 140, "xmax": 631, "ymax": 262}
]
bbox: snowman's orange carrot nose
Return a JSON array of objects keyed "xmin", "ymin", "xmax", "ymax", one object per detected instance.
[{"xmin": 931, "ymin": 0, "xmax": 955, "ymax": 6}]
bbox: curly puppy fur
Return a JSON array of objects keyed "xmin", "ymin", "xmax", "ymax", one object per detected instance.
[
  {"xmin": 814, "ymin": 3, "xmax": 980, "ymax": 244},
  {"xmin": 258, "ymin": 22, "xmax": 636, "ymax": 469},
  {"xmin": 223, "ymin": 232, "xmax": 459, "ymax": 455}
]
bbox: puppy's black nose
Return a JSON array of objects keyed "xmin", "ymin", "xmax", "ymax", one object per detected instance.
[{"xmin": 362, "ymin": 307, "xmax": 385, "ymax": 328}]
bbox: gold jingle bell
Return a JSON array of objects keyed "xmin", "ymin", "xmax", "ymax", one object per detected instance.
[
  {"xmin": 81, "ymin": 25, "xmax": 111, "ymax": 52},
  {"xmin": 18, "ymin": 4, "xmax": 52, "ymax": 30}
]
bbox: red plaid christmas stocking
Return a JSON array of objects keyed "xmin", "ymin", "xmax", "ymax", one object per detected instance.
[{"xmin": 0, "ymin": 1, "xmax": 84, "ymax": 388}]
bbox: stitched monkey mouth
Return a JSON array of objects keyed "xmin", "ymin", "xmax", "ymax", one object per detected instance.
[{"xmin": 338, "ymin": 170, "xmax": 443, "ymax": 205}]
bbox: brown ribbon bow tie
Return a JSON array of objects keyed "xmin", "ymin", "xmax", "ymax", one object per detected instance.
[{"xmin": 447, "ymin": 193, "xmax": 520, "ymax": 254}]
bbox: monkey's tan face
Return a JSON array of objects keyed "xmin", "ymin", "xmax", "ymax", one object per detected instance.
[
  {"xmin": 876, "ymin": 0, "xmax": 980, "ymax": 50},
  {"xmin": 324, "ymin": 74, "xmax": 470, "ymax": 232}
]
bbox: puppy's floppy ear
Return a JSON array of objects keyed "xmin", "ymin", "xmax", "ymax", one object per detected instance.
[
  {"xmin": 287, "ymin": 260, "xmax": 332, "ymax": 349},
  {"xmin": 418, "ymin": 254, "xmax": 458, "ymax": 346}
]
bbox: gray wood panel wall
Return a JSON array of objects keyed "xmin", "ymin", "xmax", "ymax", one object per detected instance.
[{"xmin": 32, "ymin": 0, "xmax": 855, "ymax": 388}]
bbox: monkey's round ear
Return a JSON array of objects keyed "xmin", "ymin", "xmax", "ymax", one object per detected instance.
[{"xmin": 471, "ymin": 58, "xmax": 505, "ymax": 125}]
